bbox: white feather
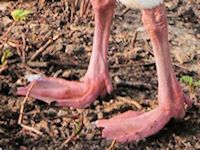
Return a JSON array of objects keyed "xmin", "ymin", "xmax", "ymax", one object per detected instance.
[
  {"xmin": 25, "ymin": 74, "xmax": 44, "ymax": 82},
  {"xmin": 119, "ymin": 0, "xmax": 164, "ymax": 9}
]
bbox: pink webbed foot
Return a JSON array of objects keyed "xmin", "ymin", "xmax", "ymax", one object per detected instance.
[
  {"xmin": 17, "ymin": 76, "xmax": 112, "ymax": 108},
  {"xmin": 96, "ymin": 107, "xmax": 171, "ymax": 143},
  {"xmin": 96, "ymin": 88, "xmax": 192, "ymax": 143}
]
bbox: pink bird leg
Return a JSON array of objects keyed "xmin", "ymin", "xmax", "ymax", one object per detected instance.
[
  {"xmin": 17, "ymin": 0, "xmax": 115, "ymax": 108},
  {"xmin": 17, "ymin": 0, "xmax": 193, "ymax": 142},
  {"xmin": 95, "ymin": 2, "xmax": 192, "ymax": 142}
]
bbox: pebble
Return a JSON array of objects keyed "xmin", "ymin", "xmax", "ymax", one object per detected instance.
[
  {"xmin": 44, "ymin": 108, "xmax": 57, "ymax": 117},
  {"xmin": 86, "ymin": 133, "xmax": 95, "ymax": 140},
  {"xmin": 57, "ymin": 109, "xmax": 69, "ymax": 117},
  {"xmin": 195, "ymin": 143, "xmax": 200, "ymax": 149},
  {"xmin": 62, "ymin": 70, "xmax": 72, "ymax": 79},
  {"xmin": 97, "ymin": 111, "xmax": 103, "ymax": 119}
]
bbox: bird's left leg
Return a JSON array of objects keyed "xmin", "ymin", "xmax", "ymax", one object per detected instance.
[
  {"xmin": 17, "ymin": 0, "xmax": 116, "ymax": 108},
  {"xmin": 96, "ymin": 4, "xmax": 192, "ymax": 143}
]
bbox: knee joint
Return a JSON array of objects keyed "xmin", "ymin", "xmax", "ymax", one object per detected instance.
[{"xmin": 90, "ymin": 0, "xmax": 115, "ymax": 10}]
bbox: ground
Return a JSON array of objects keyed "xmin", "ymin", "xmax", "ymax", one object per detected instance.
[{"xmin": 0, "ymin": 0, "xmax": 200, "ymax": 149}]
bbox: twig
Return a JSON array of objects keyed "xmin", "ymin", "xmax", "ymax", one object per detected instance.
[
  {"xmin": 131, "ymin": 27, "xmax": 145, "ymax": 48},
  {"xmin": 121, "ymin": 8, "xmax": 131, "ymax": 17},
  {"xmin": 0, "ymin": 63, "xmax": 8, "ymax": 74},
  {"xmin": 116, "ymin": 96, "xmax": 142, "ymax": 110},
  {"xmin": 70, "ymin": 0, "xmax": 76, "ymax": 22},
  {"xmin": 21, "ymin": 33, "xmax": 26, "ymax": 63},
  {"xmin": 60, "ymin": 112, "xmax": 83, "ymax": 148},
  {"xmin": 80, "ymin": 0, "xmax": 85, "ymax": 17},
  {"xmin": 107, "ymin": 140, "xmax": 116, "ymax": 150},
  {"xmin": 20, "ymin": 124, "xmax": 43, "ymax": 136},
  {"xmin": 47, "ymin": 60, "xmax": 87, "ymax": 69},
  {"xmin": 0, "ymin": 22, "xmax": 16, "ymax": 41},
  {"xmin": 30, "ymin": 34, "xmax": 61, "ymax": 61},
  {"xmin": 17, "ymin": 81, "xmax": 43, "ymax": 136},
  {"xmin": 21, "ymin": 64, "xmax": 44, "ymax": 74},
  {"xmin": 53, "ymin": 69, "xmax": 63, "ymax": 78},
  {"xmin": 18, "ymin": 81, "xmax": 36, "ymax": 124},
  {"xmin": 84, "ymin": 0, "xmax": 91, "ymax": 18},
  {"xmin": 27, "ymin": 61, "xmax": 48, "ymax": 68},
  {"xmin": 114, "ymin": 76, "xmax": 151, "ymax": 90},
  {"xmin": 110, "ymin": 62, "xmax": 155, "ymax": 69},
  {"xmin": 0, "ymin": 44, "xmax": 3, "ymax": 50},
  {"xmin": 27, "ymin": 60, "xmax": 87, "ymax": 69},
  {"xmin": 131, "ymin": 31, "xmax": 138, "ymax": 48}
]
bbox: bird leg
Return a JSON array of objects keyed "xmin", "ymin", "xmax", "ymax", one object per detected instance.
[
  {"xmin": 17, "ymin": 0, "xmax": 116, "ymax": 108},
  {"xmin": 96, "ymin": 4, "xmax": 192, "ymax": 142}
]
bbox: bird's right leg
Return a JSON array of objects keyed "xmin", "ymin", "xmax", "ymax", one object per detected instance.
[{"xmin": 17, "ymin": 0, "xmax": 116, "ymax": 108}]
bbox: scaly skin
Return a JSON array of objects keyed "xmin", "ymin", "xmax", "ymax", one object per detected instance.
[
  {"xmin": 17, "ymin": 1, "xmax": 192, "ymax": 142},
  {"xmin": 17, "ymin": 0, "xmax": 115, "ymax": 108},
  {"xmin": 95, "ymin": 4, "xmax": 192, "ymax": 142}
]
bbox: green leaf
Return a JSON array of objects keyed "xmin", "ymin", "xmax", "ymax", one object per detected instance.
[
  {"xmin": 194, "ymin": 80, "xmax": 200, "ymax": 87},
  {"xmin": 1, "ymin": 49, "xmax": 13, "ymax": 64},
  {"xmin": 180, "ymin": 75, "xmax": 193, "ymax": 87},
  {"xmin": 74, "ymin": 121, "xmax": 82, "ymax": 135},
  {"xmin": 11, "ymin": 9, "xmax": 32, "ymax": 21}
]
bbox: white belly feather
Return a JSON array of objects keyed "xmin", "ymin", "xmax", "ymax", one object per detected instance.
[{"xmin": 119, "ymin": 0, "xmax": 164, "ymax": 9}]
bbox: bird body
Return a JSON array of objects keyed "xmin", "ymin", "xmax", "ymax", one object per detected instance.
[{"xmin": 119, "ymin": 0, "xmax": 164, "ymax": 9}]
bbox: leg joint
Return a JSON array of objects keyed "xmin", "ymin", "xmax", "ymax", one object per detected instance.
[
  {"xmin": 90, "ymin": 0, "xmax": 115, "ymax": 11},
  {"xmin": 142, "ymin": 4, "xmax": 168, "ymax": 33}
]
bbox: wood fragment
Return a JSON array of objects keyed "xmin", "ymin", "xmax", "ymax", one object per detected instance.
[
  {"xmin": 80, "ymin": 0, "xmax": 85, "ymax": 17},
  {"xmin": 117, "ymin": 96, "xmax": 142, "ymax": 110},
  {"xmin": 107, "ymin": 140, "xmax": 116, "ymax": 150},
  {"xmin": 84, "ymin": 0, "xmax": 91, "ymax": 18},
  {"xmin": 30, "ymin": 34, "xmax": 61, "ymax": 61},
  {"xmin": 27, "ymin": 61, "xmax": 48, "ymax": 68},
  {"xmin": 60, "ymin": 112, "xmax": 83, "ymax": 148},
  {"xmin": 18, "ymin": 81, "xmax": 36, "ymax": 124},
  {"xmin": 0, "ymin": 63, "xmax": 8, "ymax": 74},
  {"xmin": 21, "ymin": 33, "xmax": 26, "ymax": 63},
  {"xmin": 22, "ymin": 64, "xmax": 44, "ymax": 74},
  {"xmin": 18, "ymin": 81, "xmax": 43, "ymax": 136},
  {"xmin": 20, "ymin": 124, "xmax": 43, "ymax": 136},
  {"xmin": 121, "ymin": 8, "xmax": 131, "ymax": 17},
  {"xmin": 0, "ymin": 44, "xmax": 3, "ymax": 50},
  {"xmin": 0, "ymin": 22, "xmax": 16, "ymax": 41},
  {"xmin": 131, "ymin": 30, "xmax": 138, "ymax": 48}
]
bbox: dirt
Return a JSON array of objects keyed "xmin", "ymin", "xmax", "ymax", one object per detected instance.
[{"xmin": 0, "ymin": 0, "xmax": 200, "ymax": 149}]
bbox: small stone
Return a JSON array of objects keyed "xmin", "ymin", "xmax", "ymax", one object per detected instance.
[
  {"xmin": 173, "ymin": 48, "xmax": 190, "ymax": 64},
  {"xmin": 57, "ymin": 109, "xmax": 69, "ymax": 117},
  {"xmin": 93, "ymin": 100, "xmax": 100, "ymax": 107},
  {"xmin": 74, "ymin": 143, "xmax": 83, "ymax": 149},
  {"xmin": 62, "ymin": 70, "xmax": 72, "ymax": 79},
  {"xmin": 15, "ymin": 78, "xmax": 27, "ymax": 86},
  {"xmin": 84, "ymin": 119, "xmax": 92, "ymax": 130},
  {"xmin": 74, "ymin": 46, "xmax": 85, "ymax": 55},
  {"xmin": 29, "ymin": 23, "xmax": 40, "ymax": 34},
  {"xmin": 86, "ymin": 133, "xmax": 95, "ymax": 140},
  {"xmin": 195, "ymin": 143, "xmax": 200, "ymax": 149},
  {"xmin": 97, "ymin": 111, "xmax": 103, "ymax": 119},
  {"xmin": 44, "ymin": 108, "xmax": 57, "ymax": 117},
  {"xmin": 40, "ymin": 23, "xmax": 50, "ymax": 34},
  {"xmin": 65, "ymin": 44, "xmax": 75, "ymax": 54}
]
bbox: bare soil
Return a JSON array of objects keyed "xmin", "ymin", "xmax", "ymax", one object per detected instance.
[{"xmin": 0, "ymin": 0, "xmax": 200, "ymax": 149}]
